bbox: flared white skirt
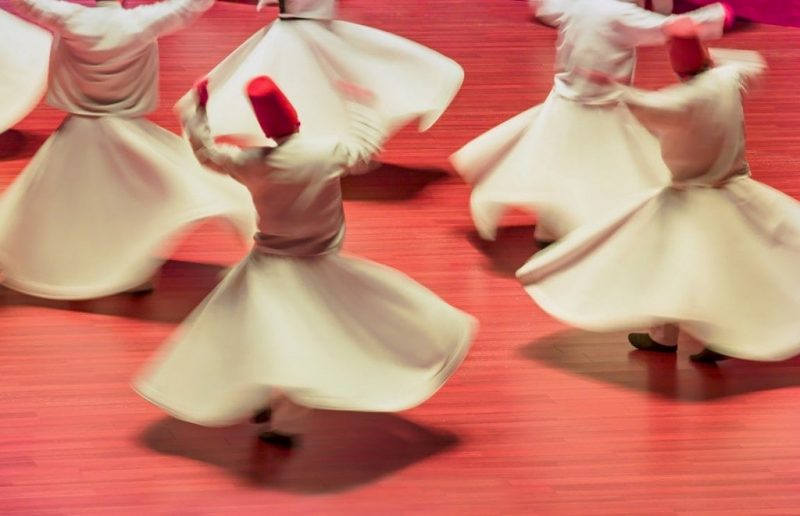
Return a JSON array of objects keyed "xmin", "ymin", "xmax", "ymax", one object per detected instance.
[
  {"xmin": 182, "ymin": 18, "xmax": 464, "ymax": 144},
  {"xmin": 517, "ymin": 178, "xmax": 800, "ymax": 361},
  {"xmin": 0, "ymin": 115, "xmax": 255, "ymax": 299},
  {"xmin": 450, "ymin": 92, "xmax": 670, "ymax": 240},
  {"xmin": 0, "ymin": 10, "xmax": 51, "ymax": 132},
  {"xmin": 135, "ymin": 250, "xmax": 477, "ymax": 425}
]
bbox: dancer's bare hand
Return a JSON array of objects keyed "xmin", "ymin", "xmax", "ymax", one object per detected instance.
[{"xmin": 194, "ymin": 78, "xmax": 210, "ymax": 108}]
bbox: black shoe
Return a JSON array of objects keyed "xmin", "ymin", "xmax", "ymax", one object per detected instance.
[
  {"xmin": 251, "ymin": 408, "xmax": 272, "ymax": 424},
  {"xmin": 628, "ymin": 333, "xmax": 677, "ymax": 353},
  {"xmin": 258, "ymin": 431, "xmax": 297, "ymax": 449},
  {"xmin": 690, "ymin": 348, "xmax": 729, "ymax": 364}
]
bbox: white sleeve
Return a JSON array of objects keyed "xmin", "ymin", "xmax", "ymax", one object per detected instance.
[
  {"xmin": 529, "ymin": 0, "xmax": 568, "ymax": 27},
  {"xmin": 611, "ymin": 2, "xmax": 725, "ymax": 48},
  {"xmin": 609, "ymin": 4, "xmax": 673, "ymax": 47},
  {"xmin": 683, "ymin": 3, "xmax": 727, "ymax": 40},
  {"xmin": 132, "ymin": 0, "xmax": 215, "ymax": 39},
  {"xmin": 621, "ymin": 74, "xmax": 724, "ymax": 132},
  {"xmin": 330, "ymin": 101, "xmax": 387, "ymax": 176},
  {"xmin": 181, "ymin": 105, "xmax": 261, "ymax": 181},
  {"xmin": 709, "ymin": 48, "xmax": 766, "ymax": 89},
  {"xmin": 10, "ymin": 0, "xmax": 82, "ymax": 30}
]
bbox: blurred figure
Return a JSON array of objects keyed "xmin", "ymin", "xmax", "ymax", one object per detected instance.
[
  {"xmin": 0, "ymin": 0, "xmax": 254, "ymax": 299},
  {"xmin": 517, "ymin": 38, "xmax": 800, "ymax": 363},
  {"xmin": 0, "ymin": 9, "xmax": 51, "ymax": 133},
  {"xmin": 451, "ymin": 0, "xmax": 730, "ymax": 243},
  {"xmin": 177, "ymin": 0, "xmax": 463, "ymax": 146},
  {"xmin": 135, "ymin": 77, "xmax": 476, "ymax": 447}
]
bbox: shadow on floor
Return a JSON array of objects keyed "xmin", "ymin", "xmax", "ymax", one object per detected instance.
[
  {"xmin": 0, "ymin": 260, "xmax": 227, "ymax": 324},
  {"xmin": 521, "ymin": 328, "xmax": 800, "ymax": 402},
  {"xmin": 341, "ymin": 162, "xmax": 450, "ymax": 201},
  {"xmin": 465, "ymin": 224, "xmax": 543, "ymax": 277},
  {"xmin": 0, "ymin": 130, "xmax": 48, "ymax": 161},
  {"xmin": 140, "ymin": 410, "xmax": 459, "ymax": 493}
]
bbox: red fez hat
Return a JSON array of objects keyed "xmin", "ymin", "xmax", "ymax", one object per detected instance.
[
  {"xmin": 668, "ymin": 37, "xmax": 712, "ymax": 77},
  {"xmin": 246, "ymin": 76, "xmax": 301, "ymax": 140}
]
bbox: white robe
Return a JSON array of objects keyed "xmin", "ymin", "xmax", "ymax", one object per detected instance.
[
  {"xmin": 0, "ymin": 9, "xmax": 50, "ymax": 132},
  {"xmin": 134, "ymin": 103, "xmax": 476, "ymax": 425},
  {"xmin": 177, "ymin": 0, "xmax": 464, "ymax": 146},
  {"xmin": 517, "ymin": 51, "xmax": 800, "ymax": 361},
  {"xmin": 451, "ymin": 0, "xmax": 726, "ymax": 241},
  {"xmin": 0, "ymin": 0, "xmax": 255, "ymax": 299}
]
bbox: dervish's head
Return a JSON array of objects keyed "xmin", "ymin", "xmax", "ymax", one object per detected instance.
[{"xmin": 246, "ymin": 76, "xmax": 301, "ymax": 142}]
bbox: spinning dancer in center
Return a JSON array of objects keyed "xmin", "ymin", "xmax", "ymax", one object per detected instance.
[{"xmin": 135, "ymin": 76, "xmax": 476, "ymax": 446}]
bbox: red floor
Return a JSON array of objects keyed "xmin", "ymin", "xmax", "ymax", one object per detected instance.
[{"xmin": 2, "ymin": 1, "xmax": 800, "ymax": 513}]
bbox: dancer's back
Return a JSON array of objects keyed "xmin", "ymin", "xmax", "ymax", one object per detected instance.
[
  {"xmin": 1, "ymin": 0, "xmax": 255, "ymax": 301},
  {"xmin": 12, "ymin": 0, "xmax": 214, "ymax": 116}
]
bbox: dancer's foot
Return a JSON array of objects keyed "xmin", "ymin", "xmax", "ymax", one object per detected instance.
[
  {"xmin": 690, "ymin": 348, "xmax": 730, "ymax": 364},
  {"xmin": 251, "ymin": 408, "xmax": 272, "ymax": 424},
  {"xmin": 533, "ymin": 225, "xmax": 556, "ymax": 248},
  {"xmin": 628, "ymin": 333, "xmax": 677, "ymax": 353},
  {"xmin": 258, "ymin": 431, "xmax": 298, "ymax": 449}
]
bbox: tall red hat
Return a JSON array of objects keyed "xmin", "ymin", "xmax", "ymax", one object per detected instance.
[
  {"xmin": 246, "ymin": 76, "xmax": 301, "ymax": 140},
  {"xmin": 668, "ymin": 37, "xmax": 712, "ymax": 77}
]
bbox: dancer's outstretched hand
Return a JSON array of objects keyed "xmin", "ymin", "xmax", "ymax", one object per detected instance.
[
  {"xmin": 194, "ymin": 77, "xmax": 210, "ymax": 108},
  {"xmin": 721, "ymin": 3, "xmax": 736, "ymax": 30}
]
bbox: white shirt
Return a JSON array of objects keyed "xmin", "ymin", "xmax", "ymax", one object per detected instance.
[
  {"xmin": 541, "ymin": 0, "xmax": 726, "ymax": 104},
  {"xmin": 182, "ymin": 101, "xmax": 386, "ymax": 256},
  {"xmin": 11, "ymin": 0, "xmax": 214, "ymax": 117}
]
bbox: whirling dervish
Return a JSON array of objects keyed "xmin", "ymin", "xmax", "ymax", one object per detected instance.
[
  {"xmin": 0, "ymin": 0, "xmax": 255, "ymax": 300},
  {"xmin": 517, "ymin": 37, "xmax": 800, "ymax": 364},
  {"xmin": 136, "ymin": 76, "xmax": 476, "ymax": 446},
  {"xmin": 178, "ymin": 0, "xmax": 464, "ymax": 146},
  {"xmin": 452, "ymin": 0, "xmax": 731, "ymax": 243}
]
